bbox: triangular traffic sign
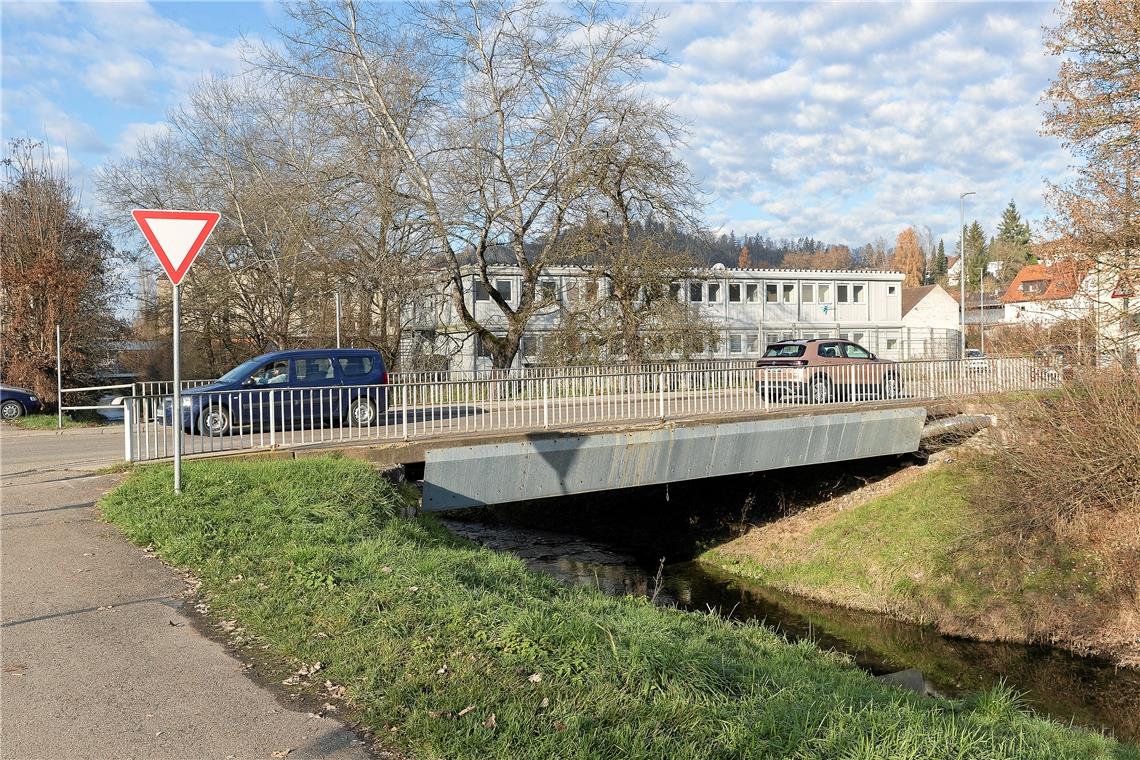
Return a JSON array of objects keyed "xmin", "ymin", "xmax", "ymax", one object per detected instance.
[
  {"xmin": 132, "ymin": 209, "xmax": 221, "ymax": 286},
  {"xmin": 1112, "ymin": 274, "xmax": 1135, "ymax": 299}
]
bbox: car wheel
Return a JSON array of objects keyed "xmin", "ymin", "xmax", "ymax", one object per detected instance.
[
  {"xmin": 1, "ymin": 400, "xmax": 25, "ymax": 420},
  {"xmin": 198, "ymin": 405, "xmax": 231, "ymax": 436},
  {"xmin": 881, "ymin": 373, "xmax": 901, "ymax": 400},
  {"xmin": 808, "ymin": 376, "xmax": 831, "ymax": 404},
  {"xmin": 347, "ymin": 398, "xmax": 377, "ymax": 426}
]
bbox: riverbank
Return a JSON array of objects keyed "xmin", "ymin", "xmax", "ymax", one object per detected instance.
[
  {"xmin": 99, "ymin": 457, "xmax": 1134, "ymax": 759},
  {"xmin": 701, "ymin": 445, "xmax": 1140, "ymax": 668}
]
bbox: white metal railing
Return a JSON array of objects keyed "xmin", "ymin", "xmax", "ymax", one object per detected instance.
[
  {"xmin": 120, "ymin": 356, "xmax": 1061, "ymax": 462},
  {"xmin": 388, "ymin": 360, "xmax": 754, "ymax": 385},
  {"xmin": 56, "ymin": 383, "xmax": 137, "ymax": 427}
]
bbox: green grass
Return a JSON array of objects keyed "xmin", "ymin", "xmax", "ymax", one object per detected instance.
[
  {"xmin": 4, "ymin": 412, "xmax": 109, "ymax": 430},
  {"xmin": 99, "ymin": 458, "xmax": 1135, "ymax": 760},
  {"xmin": 705, "ymin": 467, "xmax": 983, "ymax": 613},
  {"xmin": 702, "ymin": 463, "xmax": 1120, "ymax": 660}
]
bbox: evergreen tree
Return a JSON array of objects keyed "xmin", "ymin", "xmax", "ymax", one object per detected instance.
[
  {"xmin": 993, "ymin": 198, "xmax": 1034, "ymax": 276},
  {"xmin": 963, "ymin": 220, "xmax": 989, "ymax": 290},
  {"xmin": 996, "ymin": 199, "xmax": 1030, "ymax": 246},
  {"xmin": 929, "ymin": 239, "xmax": 948, "ymax": 283}
]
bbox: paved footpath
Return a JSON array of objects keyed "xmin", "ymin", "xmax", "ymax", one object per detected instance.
[{"xmin": 0, "ymin": 430, "xmax": 372, "ymax": 760}]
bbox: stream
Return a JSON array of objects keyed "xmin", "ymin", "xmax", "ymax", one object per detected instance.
[{"xmin": 442, "ymin": 519, "xmax": 1140, "ymax": 743}]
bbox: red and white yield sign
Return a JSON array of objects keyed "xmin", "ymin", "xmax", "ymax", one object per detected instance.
[{"xmin": 131, "ymin": 209, "xmax": 220, "ymax": 286}]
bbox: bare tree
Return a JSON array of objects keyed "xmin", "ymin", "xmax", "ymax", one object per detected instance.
[
  {"xmin": 1, "ymin": 140, "xmax": 126, "ymax": 400},
  {"xmin": 1041, "ymin": 0, "xmax": 1139, "ymax": 365},
  {"xmin": 545, "ymin": 96, "xmax": 715, "ymax": 364},
  {"xmin": 256, "ymin": 0, "xmax": 672, "ymax": 368}
]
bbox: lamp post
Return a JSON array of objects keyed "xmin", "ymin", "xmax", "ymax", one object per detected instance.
[{"xmin": 959, "ymin": 191, "xmax": 976, "ymax": 357}]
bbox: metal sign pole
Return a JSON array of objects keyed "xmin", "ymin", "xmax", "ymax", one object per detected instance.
[
  {"xmin": 173, "ymin": 283, "xmax": 182, "ymax": 493},
  {"xmin": 335, "ymin": 291, "xmax": 342, "ymax": 348},
  {"xmin": 56, "ymin": 324, "xmax": 63, "ymax": 429}
]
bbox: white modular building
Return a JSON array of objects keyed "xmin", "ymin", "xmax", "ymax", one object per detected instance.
[{"xmin": 405, "ymin": 265, "xmax": 960, "ymax": 371}]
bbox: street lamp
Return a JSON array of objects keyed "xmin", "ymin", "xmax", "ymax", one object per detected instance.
[{"xmin": 959, "ymin": 191, "xmax": 976, "ymax": 357}]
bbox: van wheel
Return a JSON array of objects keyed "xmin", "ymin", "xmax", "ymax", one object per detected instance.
[
  {"xmin": 347, "ymin": 398, "xmax": 377, "ymax": 426},
  {"xmin": 198, "ymin": 405, "xmax": 231, "ymax": 436},
  {"xmin": 808, "ymin": 376, "xmax": 831, "ymax": 404}
]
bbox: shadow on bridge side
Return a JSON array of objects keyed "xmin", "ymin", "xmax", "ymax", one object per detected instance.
[{"xmin": 421, "ymin": 406, "xmax": 928, "ymax": 511}]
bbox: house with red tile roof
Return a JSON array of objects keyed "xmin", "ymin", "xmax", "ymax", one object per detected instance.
[{"xmin": 1001, "ymin": 260, "xmax": 1091, "ymax": 326}]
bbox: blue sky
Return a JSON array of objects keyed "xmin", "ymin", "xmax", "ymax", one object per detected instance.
[{"xmin": 1, "ymin": 0, "xmax": 1070, "ymax": 250}]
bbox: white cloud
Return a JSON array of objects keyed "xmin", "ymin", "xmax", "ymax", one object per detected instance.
[{"xmin": 651, "ymin": 0, "xmax": 1065, "ymax": 245}]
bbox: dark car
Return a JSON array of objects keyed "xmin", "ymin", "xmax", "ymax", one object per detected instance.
[
  {"xmin": 169, "ymin": 349, "xmax": 388, "ymax": 435},
  {"xmin": 1, "ymin": 384, "xmax": 43, "ymax": 420},
  {"xmin": 754, "ymin": 339, "xmax": 901, "ymax": 403}
]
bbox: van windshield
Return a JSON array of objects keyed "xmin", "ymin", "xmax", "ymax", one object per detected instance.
[{"xmin": 217, "ymin": 358, "xmax": 264, "ymax": 384}]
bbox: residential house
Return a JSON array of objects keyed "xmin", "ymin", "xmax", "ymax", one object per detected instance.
[{"xmin": 900, "ymin": 285, "xmax": 961, "ymax": 358}]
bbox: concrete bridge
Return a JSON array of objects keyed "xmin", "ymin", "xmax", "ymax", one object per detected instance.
[{"xmin": 120, "ymin": 357, "xmax": 1051, "ymax": 509}]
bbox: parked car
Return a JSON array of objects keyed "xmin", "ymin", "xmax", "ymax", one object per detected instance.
[
  {"xmin": 963, "ymin": 348, "xmax": 988, "ymax": 373},
  {"xmin": 166, "ymin": 349, "xmax": 388, "ymax": 435},
  {"xmin": 754, "ymin": 339, "xmax": 901, "ymax": 403},
  {"xmin": 0, "ymin": 384, "xmax": 43, "ymax": 421}
]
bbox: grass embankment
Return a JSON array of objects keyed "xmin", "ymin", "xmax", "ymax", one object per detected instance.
[
  {"xmin": 703, "ymin": 458, "xmax": 1139, "ymax": 667},
  {"xmin": 3, "ymin": 412, "xmax": 108, "ymax": 430},
  {"xmin": 99, "ymin": 458, "xmax": 1134, "ymax": 759}
]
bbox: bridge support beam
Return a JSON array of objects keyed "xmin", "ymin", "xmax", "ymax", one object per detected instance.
[{"xmin": 422, "ymin": 407, "xmax": 926, "ymax": 511}]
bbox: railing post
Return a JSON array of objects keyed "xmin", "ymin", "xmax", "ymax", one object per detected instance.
[
  {"xmin": 658, "ymin": 371, "xmax": 666, "ymax": 419},
  {"xmin": 123, "ymin": 398, "xmax": 136, "ymax": 462},
  {"xmin": 269, "ymin": 390, "xmax": 277, "ymax": 447},
  {"xmin": 402, "ymin": 384, "xmax": 409, "ymax": 441},
  {"xmin": 543, "ymin": 378, "xmax": 549, "ymax": 429}
]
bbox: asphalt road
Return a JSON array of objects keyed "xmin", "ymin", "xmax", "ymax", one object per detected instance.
[
  {"xmin": 1, "ymin": 425, "xmax": 126, "ymax": 485},
  {"xmin": 0, "ymin": 427, "xmax": 374, "ymax": 759}
]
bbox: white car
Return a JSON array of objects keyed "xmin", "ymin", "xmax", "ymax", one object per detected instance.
[{"xmin": 963, "ymin": 349, "xmax": 988, "ymax": 373}]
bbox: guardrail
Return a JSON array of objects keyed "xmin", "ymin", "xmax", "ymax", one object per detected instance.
[
  {"xmin": 120, "ymin": 356, "xmax": 1060, "ymax": 462},
  {"xmin": 56, "ymin": 382, "xmax": 137, "ymax": 427}
]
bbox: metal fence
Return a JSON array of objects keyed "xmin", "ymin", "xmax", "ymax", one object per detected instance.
[{"xmin": 121, "ymin": 356, "xmax": 1059, "ymax": 462}]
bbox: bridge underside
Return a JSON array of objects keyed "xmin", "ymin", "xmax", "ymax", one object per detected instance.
[{"xmin": 421, "ymin": 406, "xmax": 927, "ymax": 511}]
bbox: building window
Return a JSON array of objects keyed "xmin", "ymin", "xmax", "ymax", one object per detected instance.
[
  {"xmin": 669, "ymin": 282, "xmax": 682, "ymax": 300},
  {"xmin": 886, "ymin": 338, "xmax": 899, "ymax": 350},
  {"xmin": 564, "ymin": 282, "xmax": 580, "ymax": 303},
  {"xmin": 888, "ymin": 285, "xmax": 897, "ymax": 295},
  {"xmin": 729, "ymin": 334, "xmax": 743, "ymax": 354},
  {"xmin": 746, "ymin": 334, "xmax": 759, "ymax": 354},
  {"xmin": 539, "ymin": 279, "xmax": 557, "ymax": 302},
  {"xmin": 474, "ymin": 281, "xmax": 490, "ymax": 301},
  {"xmin": 782, "ymin": 283, "xmax": 796, "ymax": 303},
  {"xmin": 476, "ymin": 335, "xmax": 494, "ymax": 358},
  {"xmin": 728, "ymin": 283, "xmax": 741, "ymax": 302},
  {"xmin": 520, "ymin": 335, "xmax": 538, "ymax": 357},
  {"xmin": 818, "ymin": 283, "xmax": 831, "ymax": 302},
  {"xmin": 708, "ymin": 282, "xmax": 721, "ymax": 303},
  {"xmin": 746, "ymin": 284, "xmax": 759, "ymax": 302},
  {"xmin": 837, "ymin": 284, "xmax": 849, "ymax": 303},
  {"xmin": 495, "ymin": 279, "xmax": 512, "ymax": 301},
  {"xmin": 766, "ymin": 283, "xmax": 778, "ymax": 303},
  {"xmin": 801, "ymin": 283, "xmax": 815, "ymax": 303},
  {"xmin": 852, "ymin": 284, "xmax": 865, "ymax": 303},
  {"xmin": 689, "ymin": 282, "xmax": 703, "ymax": 302},
  {"xmin": 585, "ymin": 280, "xmax": 599, "ymax": 301}
]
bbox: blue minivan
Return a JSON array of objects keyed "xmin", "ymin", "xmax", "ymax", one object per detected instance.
[{"xmin": 174, "ymin": 349, "xmax": 387, "ymax": 436}]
